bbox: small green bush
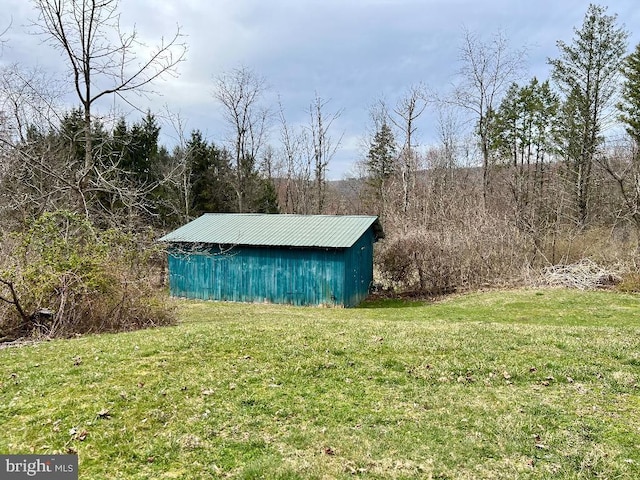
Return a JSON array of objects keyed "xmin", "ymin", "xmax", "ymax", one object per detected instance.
[{"xmin": 0, "ymin": 211, "xmax": 174, "ymax": 341}]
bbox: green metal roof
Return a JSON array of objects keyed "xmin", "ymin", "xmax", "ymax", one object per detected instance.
[{"xmin": 159, "ymin": 214, "xmax": 384, "ymax": 248}]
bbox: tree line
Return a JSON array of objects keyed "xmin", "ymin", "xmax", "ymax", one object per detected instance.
[
  {"xmin": 1, "ymin": 1, "xmax": 640, "ymax": 340},
  {"xmin": 356, "ymin": 4, "xmax": 640, "ymax": 293}
]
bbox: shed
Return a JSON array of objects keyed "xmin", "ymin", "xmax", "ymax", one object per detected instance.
[{"xmin": 159, "ymin": 213, "xmax": 384, "ymax": 307}]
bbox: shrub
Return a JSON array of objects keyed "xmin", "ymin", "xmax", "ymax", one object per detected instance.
[
  {"xmin": 376, "ymin": 216, "xmax": 529, "ymax": 295},
  {"xmin": 616, "ymin": 270, "xmax": 640, "ymax": 293},
  {"xmin": 0, "ymin": 211, "xmax": 175, "ymax": 341}
]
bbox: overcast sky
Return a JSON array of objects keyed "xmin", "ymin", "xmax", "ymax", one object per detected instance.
[{"xmin": 2, "ymin": 0, "xmax": 640, "ymax": 179}]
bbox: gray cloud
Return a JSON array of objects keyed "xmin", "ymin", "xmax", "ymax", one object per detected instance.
[{"xmin": 1, "ymin": 0, "xmax": 639, "ymax": 178}]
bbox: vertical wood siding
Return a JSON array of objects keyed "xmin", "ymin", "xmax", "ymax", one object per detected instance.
[
  {"xmin": 343, "ymin": 229, "xmax": 375, "ymax": 306},
  {"xmin": 168, "ymin": 245, "xmax": 345, "ymax": 306},
  {"xmin": 167, "ymin": 227, "xmax": 376, "ymax": 307}
]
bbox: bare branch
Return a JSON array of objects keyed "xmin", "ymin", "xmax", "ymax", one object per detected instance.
[
  {"xmin": 213, "ymin": 66, "xmax": 272, "ymax": 212},
  {"xmin": 30, "ymin": 0, "xmax": 187, "ymax": 199},
  {"xmin": 0, "ymin": 277, "xmax": 30, "ymax": 324}
]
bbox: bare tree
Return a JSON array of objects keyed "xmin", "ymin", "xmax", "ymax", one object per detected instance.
[
  {"xmin": 0, "ymin": 64, "xmax": 63, "ymax": 143},
  {"xmin": 390, "ymin": 84, "xmax": 428, "ymax": 216},
  {"xmin": 30, "ymin": 0, "xmax": 186, "ymax": 214},
  {"xmin": 0, "ymin": 64, "xmax": 69, "ymax": 225},
  {"xmin": 155, "ymin": 109, "xmax": 192, "ymax": 223},
  {"xmin": 360, "ymin": 98, "xmax": 398, "ymax": 219},
  {"xmin": 305, "ymin": 93, "xmax": 343, "ymax": 214},
  {"xmin": 599, "ymin": 136, "xmax": 640, "ymax": 232},
  {"xmin": 423, "ymin": 102, "xmax": 467, "ymax": 219},
  {"xmin": 435, "ymin": 101, "xmax": 464, "ymax": 172},
  {"xmin": 213, "ymin": 66, "xmax": 270, "ymax": 212},
  {"xmin": 0, "ymin": 20, "xmax": 10, "ymax": 57},
  {"xmin": 452, "ymin": 28, "xmax": 526, "ymax": 205},
  {"xmin": 276, "ymin": 100, "xmax": 312, "ymax": 214}
]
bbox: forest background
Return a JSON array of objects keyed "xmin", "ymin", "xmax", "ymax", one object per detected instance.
[{"xmin": 1, "ymin": 1, "xmax": 640, "ymax": 340}]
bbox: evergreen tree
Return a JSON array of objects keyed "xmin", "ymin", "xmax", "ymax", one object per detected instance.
[
  {"xmin": 126, "ymin": 111, "xmax": 160, "ymax": 186},
  {"xmin": 365, "ymin": 122, "xmax": 397, "ymax": 215},
  {"xmin": 367, "ymin": 123, "xmax": 397, "ymax": 185},
  {"xmin": 187, "ymin": 130, "xmax": 234, "ymax": 216},
  {"xmin": 490, "ymin": 78, "xmax": 560, "ymax": 234},
  {"xmin": 619, "ymin": 42, "xmax": 640, "ymax": 146},
  {"xmin": 491, "ymin": 78, "xmax": 559, "ymax": 169},
  {"xmin": 57, "ymin": 108, "xmax": 88, "ymax": 171},
  {"xmin": 548, "ymin": 3, "xmax": 628, "ymax": 227},
  {"xmin": 109, "ymin": 117, "xmax": 129, "ymax": 166},
  {"xmin": 254, "ymin": 178, "xmax": 280, "ymax": 214}
]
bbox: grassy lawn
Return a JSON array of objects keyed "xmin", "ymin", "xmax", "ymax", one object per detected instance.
[{"xmin": 1, "ymin": 288, "xmax": 640, "ymax": 479}]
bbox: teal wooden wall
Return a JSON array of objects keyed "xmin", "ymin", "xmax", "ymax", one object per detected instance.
[
  {"xmin": 167, "ymin": 229, "xmax": 375, "ymax": 307},
  {"xmin": 343, "ymin": 229, "xmax": 375, "ymax": 306}
]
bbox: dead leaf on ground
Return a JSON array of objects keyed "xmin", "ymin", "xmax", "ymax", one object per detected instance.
[
  {"xmin": 69, "ymin": 427, "xmax": 88, "ymax": 441},
  {"xmin": 96, "ymin": 408, "xmax": 111, "ymax": 419}
]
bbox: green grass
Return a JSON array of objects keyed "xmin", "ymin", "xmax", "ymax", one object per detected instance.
[{"xmin": 1, "ymin": 288, "xmax": 640, "ymax": 479}]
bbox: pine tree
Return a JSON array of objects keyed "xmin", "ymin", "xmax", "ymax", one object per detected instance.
[
  {"xmin": 366, "ymin": 122, "xmax": 397, "ymax": 214},
  {"xmin": 619, "ymin": 42, "xmax": 640, "ymax": 146},
  {"xmin": 367, "ymin": 123, "xmax": 397, "ymax": 183},
  {"xmin": 187, "ymin": 130, "xmax": 234, "ymax": 216},
  {"xmin": 127, "ymin": 111, "xmax": 160, "ymax": 186},
  {"xmin": 490, "ymin": 78, "xmax": 560, "ymax": 234},
  {"xmin": 605, "ymin": 41, "xmax": 640, "ymax": 231},
  {"xmin": 548, "ymin": 3, "xmax": 628, "ymax": 227}
]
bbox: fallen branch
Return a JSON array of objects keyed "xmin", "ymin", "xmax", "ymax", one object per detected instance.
[
  {"xmin": 540, "ymin": 259, "xmax": 621, "ymax": 290},
  {"xmin": 0, "ymin": 278, "xmax": 30, "ymax": 323}
]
